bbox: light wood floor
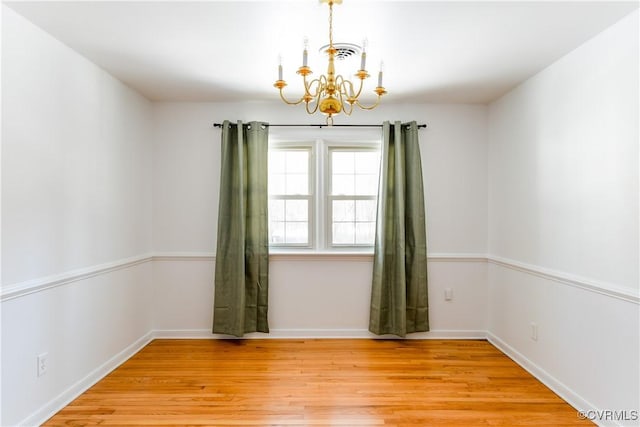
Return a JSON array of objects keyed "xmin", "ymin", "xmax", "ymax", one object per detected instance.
[{"xmin": 44, "ymin": 339, "xmax": 592, "ymax": 426}]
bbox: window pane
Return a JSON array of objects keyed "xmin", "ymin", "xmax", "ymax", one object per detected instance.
[
  {"xmin": 286, "ymin": 151, "xmax": 308, "ymax": 174},
  {"xmin": 268, "ymin": 147, "xmax": 313, "ymax": 247},
  {"xmin": 269, "ymin": 151, "xmax": 286, "ymax": 172},
  {"xmin": 355, "ymin": 174, "xmax": 378, "ymax": 195},
  {"xmin": 269, "ymin": 199, "xmax": 285, "ymax": 221},
  {"xmin": 270, "ymin": 149, "xmax": 310, "ymax": 196},
  {"xmin": 355, "ymin": 200, "xmax": 377, "ymax": 221},
  {"xmin": 333, "ymin": 200, "xmax": 355, "ymax": 222},
  {"xmin": 332, "ymin": 150, "xmax": 380, "ymax": 197},
  {"xmin": 355, "ymin": 222, "xmax": 376, "ymax": 245},
  {"xmin": 333, "ymin": 222, "xmax": 355, "ymax": 245},
  {"xmin": 332, "ymin": 174, "xmax": 355, "ymax": 195},
  {"xmin": 285, "ymin": 200, "xmax": 308, "ymax": 221},
  {"xmin": 285, "ymin": 174, "xmax": 309, "ymax": 195},
  {"xmin": 286, "ymin": 222, "xmax": 308, "ymax": 244},
  {"xmin": 269, "ymin": 174, "xmax": 285, "ymax": 195},
  {"xmin": 269, "ymin": 221, "xmax": 285, "ymax": 244},
  {"xmin": 355, "ymin": 152, "xmax": 380, "ymax": 174},
  {"xmin": 332, "ymin": 152, "xmax": 355, "ymax": 174}
]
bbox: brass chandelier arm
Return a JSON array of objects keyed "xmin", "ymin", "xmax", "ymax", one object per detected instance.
[
  {"xmin": 305, "ymin": 82, "xmax": 322, "ymax": 114},
  {"xmin": 334, "ymin": 75, "xmax": 384, "ymax": 114},
  {"xmin": 304, "ymin": 75, "xmax": 327, "ymax": 114},
  {"xmin": 305, "ymin": 75, "xmax": 325, "ymax": 98},
  {"xmin": 340, "ymin": 81, "xmax": 357, "ymax": 116},
  {"xmin": 277, "ymin": 86, "xmax": 308, "ymax": 106},
  {"xmin": 336, "ymin": 74, "xmax": 366, "ymax": 101},
  {"xmin": 305, "ymin": 96, "xmax": 321, "ymax": 114},
  {"xmin": 354, "ymin": 94, "xmax": 383, "ymax": 111},
  {"xmin": 275, "ymin": 71, "xmax": 322, "ymax": 107},
  {"xmin": 335, "ymin": 81, "xmax": 354, "ymax": 116}
]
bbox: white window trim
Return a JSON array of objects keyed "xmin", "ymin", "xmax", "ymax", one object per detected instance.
[
  {"xmin": 268, "ymin": 143, "xmax": 315, "ymax": 249},
  {"xmin": 325, "ymin": 143, "xmax": 380, "ymax": 249}
]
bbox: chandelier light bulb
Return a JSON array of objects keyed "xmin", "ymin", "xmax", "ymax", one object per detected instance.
[
  {"xmin": 303, "ymin": 37, "xmax": 309, "ymax": 67},
  {"xmin": 360, "ymin": 38, "xmax": 368, "ymax": 71}
]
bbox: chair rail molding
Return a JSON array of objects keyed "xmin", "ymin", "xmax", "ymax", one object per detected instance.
[
  {"xmin": 4, "ymin": 252, "xmax": 634, "ymax": 304},
  {"xmin": 0, "ymin": 253, "xmax": 154, "ymax": 302},
  {"xmin": 487, "ymin": 255, "xmax": 639, "ymax": 304}
]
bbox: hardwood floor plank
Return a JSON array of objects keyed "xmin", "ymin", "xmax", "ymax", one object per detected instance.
[{"xmin": 43, "ymin": 339, "xmax": 592, "ymax": 426}]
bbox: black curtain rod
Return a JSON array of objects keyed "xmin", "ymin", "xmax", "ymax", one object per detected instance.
[{"xmin": 212, "ymin": 123, "xmax": 427, "ymax": 129}]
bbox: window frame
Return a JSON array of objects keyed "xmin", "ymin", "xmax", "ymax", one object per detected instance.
[
  {"xmin": 267, "ymin": 143, "xmax": 315, "ymax": 249},
  {"xmin": 268, "ymin": 135, "xmax": 380, "ymax": 252},
  {"xmin": 324, "ymin": 144, "xmax": 380, "ymax": 249}
]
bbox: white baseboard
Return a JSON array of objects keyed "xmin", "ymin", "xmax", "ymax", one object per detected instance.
[
  {"xmin": 19, "ymin": 332, "xmax": 154, "ymax": 427},
  {"xmin": 152, "ymin": 328, "xmax": 487, "ymax": 340},
  {"xmin": 486, "ymin": 332, "xmax": 623, "ymax": 427}
]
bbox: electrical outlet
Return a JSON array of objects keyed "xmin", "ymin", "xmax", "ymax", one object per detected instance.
[
  {"xmin": 37, "ymin": 353, "xmax": 48, "ymax": 377},
  {"xmin": 444, "ymin": 288, "xmax": 453, "ymax": 301},
  {"xmin": 530, "ymin": 322, "xmax": 538, "ymax": 341}
]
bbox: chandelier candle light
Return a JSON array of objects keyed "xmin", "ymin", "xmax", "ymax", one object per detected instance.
[{"xmin": 273, "ymin": 0, "xmax": 387, "ymax": 125}]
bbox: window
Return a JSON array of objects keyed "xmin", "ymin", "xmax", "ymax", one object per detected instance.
[
  {"xmin": 268, "ymin": 139, "xmax": 380, "ymax": 251},
  {"xmin": 268, "ymin": 148, "xmax": 312, "ymax": 246},
  {"xmin": 328, "ymin": 149, "xmax": 379, "ymax": 246}
]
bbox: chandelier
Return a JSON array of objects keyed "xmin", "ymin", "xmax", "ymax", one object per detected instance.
[{"xmin": 273, "ymin": 0, "xmax": 386, "ymax": 125}]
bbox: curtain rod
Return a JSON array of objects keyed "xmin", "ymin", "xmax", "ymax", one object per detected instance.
[{"xmin": 212, "ymin": 123, "xmax": 427, "ymax": 129}]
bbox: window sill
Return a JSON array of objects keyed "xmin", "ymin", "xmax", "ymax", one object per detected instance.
[{"xmin": 268, "ymin": 250, "xmax": 374, "ymax": 262}]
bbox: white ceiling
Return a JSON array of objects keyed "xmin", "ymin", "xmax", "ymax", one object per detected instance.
[{"xmin": 5, "ymin": 1, "xmax": 638, "ymax": 104}]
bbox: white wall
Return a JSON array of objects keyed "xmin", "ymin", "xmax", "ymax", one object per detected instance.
[
  {"xmin": 152, "ymin": 102, "xmax": 489, "ymax": 336},
  {"xmin": 487, "ymin": 9, "xmax": 639, "ymax": 422},
  {"xmin": 1, "ymin": 6, "xmax": 154, "ymax": 426}
]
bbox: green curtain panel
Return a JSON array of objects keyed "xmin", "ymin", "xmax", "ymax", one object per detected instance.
[
  {"xmin": 369, "ymin": 121, "xmax": 429, "ymax": 337},
  {"xmin": 213, "ymin": 120, "xmax": 269, "ymax": 337}
]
